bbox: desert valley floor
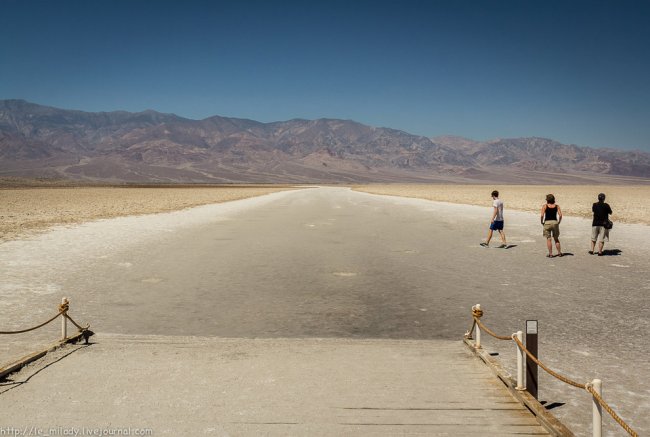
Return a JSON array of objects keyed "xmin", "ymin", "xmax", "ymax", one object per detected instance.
[{"xmin": 1, "ymin": 185, "xmax": 648, "ymax": 434}]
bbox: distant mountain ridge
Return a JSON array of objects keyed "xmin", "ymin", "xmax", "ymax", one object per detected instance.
[{"xmin": 1, "ymin": 99, "xmax": 649, "ymax": 183}]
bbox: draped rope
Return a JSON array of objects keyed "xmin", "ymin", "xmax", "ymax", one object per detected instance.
[{"xmin": 466, "ymin": 305, "xmax": 638, "ymax": 436}]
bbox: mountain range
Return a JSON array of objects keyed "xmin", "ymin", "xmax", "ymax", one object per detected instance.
[{"xmin": 1, "ymin": 99, "xmax": 649, "ymax": 184}]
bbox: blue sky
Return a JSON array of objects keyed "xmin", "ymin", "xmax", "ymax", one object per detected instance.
[{"xmin": 1, "ymin": 0, "xmax": 649, "ymax": 151}]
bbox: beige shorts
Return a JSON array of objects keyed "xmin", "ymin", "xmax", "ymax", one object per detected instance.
[
  {"xmin": 543, "ymin": 220, "xmax": 560, "ymax": 238},
  {"xmin": 591, "ymin": 226, "xmax": 609, "ymax": 243}
]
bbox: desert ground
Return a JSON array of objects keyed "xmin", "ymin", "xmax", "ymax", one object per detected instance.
[
  {"xmin": 352, "ymin": 184, "xmax": 650, "ymax": 225},
  {"xmin": 1, "ymin": 185, "xmax": 648, "ymax": 434},
  {"xmin": 3, "ymin": 183, "xmax": 649, "ymax": 244},
  {"xmin": 0, "ymin": 184, "xmax": 294, "ymax": 242}
]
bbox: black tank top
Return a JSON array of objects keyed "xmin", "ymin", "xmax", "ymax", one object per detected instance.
[{"xmin": 544, "ymin": 205, "xmax": 558, "ymax": 221}]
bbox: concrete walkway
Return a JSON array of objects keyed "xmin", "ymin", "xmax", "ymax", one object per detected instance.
[{"xmin": 0, "ymin": 335, "xmax": 549, "ymax": 436}]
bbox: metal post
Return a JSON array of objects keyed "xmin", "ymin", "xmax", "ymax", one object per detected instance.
[
  {"xmin": 474, "ymin": 304, "xmax": 481, "ymax": 349},
  {"xmin": 516, "ymin": 331, "xmax": 525, "ymax": 390},
  {"xmin": 61, "ymin": 297, "xmax": 68, "ymax": 340},
  {"xmin": 525, "ymin": 320, "xmax": 538, "ymax": 399},
  {"xmin": 592, "ymin": 379, "xmax": 602, "ymax": 437}
]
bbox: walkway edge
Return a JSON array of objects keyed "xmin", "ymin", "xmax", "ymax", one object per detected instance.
[
  {"xmin": 0, "ymin": 331, "xmax": 87, "ymax": 380},
  {"xmin": 463, "ymin": 338, "xmax": 575, "ymax": 437}
]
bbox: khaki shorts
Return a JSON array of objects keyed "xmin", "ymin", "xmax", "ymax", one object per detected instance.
[
  {"xmin": 591, "ymin": 226, "xmax": 609, "ymax": 243},
  {"xmin": 543, "ymin": 220, "xmax": 560, "ymax": 238}
]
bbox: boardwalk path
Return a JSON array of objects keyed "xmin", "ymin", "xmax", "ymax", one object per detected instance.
[
  {"xmin": 1, "ymin": 187, "xmax": 649, "ymax": 434},
  {"xmin": 2, "ymin": 336, "xmax": 549, "ymax": 436}
]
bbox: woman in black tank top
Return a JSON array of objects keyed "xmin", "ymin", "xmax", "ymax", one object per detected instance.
[
  {"xmin": 544, "ymin": 205, "xmax": 558, "ymax": 221},
  {"xmin": 540, "ymin": 194, "xmax": 563, "ymax": 257}
]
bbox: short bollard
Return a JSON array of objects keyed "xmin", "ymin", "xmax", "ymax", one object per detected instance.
[
  {"xmin": 61, "ymin": 297, "xmax": 68, "ymax": 340},
  {"xmin": 473, "ymin": 304, "xmax": 481, "ymax": 348},
  {"xmin": 526, "ymin": 320, "xmax": 539, "ymax": 399},
  {"xmin": 515, "ymin": 331, "xmax": 525, "ymax": 390},
  {"xmin": 592, "ymin": 379, "xmax": 602, "ymax": 437}
]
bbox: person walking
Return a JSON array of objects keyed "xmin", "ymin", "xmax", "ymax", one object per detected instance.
[
  {"xmin": 480, "ymin": 190, "xmax": 507, "ymax": 248},
  {"xmin": 541, "ymin": 194, "xmax": 562, "ymax": 257},
  {"xmin": 590, "ymin": 193, "xmax": 613, "ymax": 256}
]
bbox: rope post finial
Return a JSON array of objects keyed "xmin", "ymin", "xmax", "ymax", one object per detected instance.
[
  {"xmin": 472, "ymin": 304, "xmax": 482, "ymax": 348},
  {"xmin": 591, "ymin": 379, "xmax": 603, "ymax": 437},
  {"xmin": 60, "ymin": 297, "xmax": 69, "ymax": 340}
]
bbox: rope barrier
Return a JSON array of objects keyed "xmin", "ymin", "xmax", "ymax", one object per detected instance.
[
  {"xmin": 65, "ymin": 314, "xmax": 90, "ymax": 332},
  {"xmin": 511, "ymin": 335, "xmax": 586, "ymax": 389},
  {"xmin": 469, "ymin": 305, "xmax": 512, "ymax": 341},
  {"xmin": 467, "ymin": 305, "xmax": 638, "ymax": 436},
  {"xmin": 464, "ymin": 319, "xmax": 476, "ymax": 339},
  {"xmin": 0, "ymin": 308, "xmax": 66, "ymax": 335},
  {"xmin": 0, "ymin": 299, "xmax": 91, "ymax": 335},
  {"xmin": 586, "ymin": 383, "xmax": 639, "ymax": 437},
  {"xmin": 474, "ymin": 317, "xmax": 512, "ymax": 341}
]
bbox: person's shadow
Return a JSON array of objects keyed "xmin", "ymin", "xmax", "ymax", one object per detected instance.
[{"xmin": 601, "ymin": 249, "xmax": 622, "ymax": 256}]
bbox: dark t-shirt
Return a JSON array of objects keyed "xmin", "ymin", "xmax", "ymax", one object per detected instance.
[
  {"xmin": 592, "ymin": 202, "xmax": 612, "ymax": 226},
  {"xmin": 544, "ymin": 204, "xmax": 558, "ymax": 221}
]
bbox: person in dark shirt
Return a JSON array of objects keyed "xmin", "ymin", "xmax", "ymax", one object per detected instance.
[
  {"xmin": 541, "ymin": 194, "xmax": 563, "ymax": 257},
  {"xmin": 590, "ymin": 193, "xmax": 613, "ymax": 256}
]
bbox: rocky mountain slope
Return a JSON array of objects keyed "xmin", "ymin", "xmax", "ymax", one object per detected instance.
[{"xmin": 1, "ymin": 100, "xmax": 649, "ymax": 183}]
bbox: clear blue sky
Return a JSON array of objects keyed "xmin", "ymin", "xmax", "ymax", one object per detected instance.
[{"xmin": 2, "ymin": 0, "xmax": 649, "ymax": 151}]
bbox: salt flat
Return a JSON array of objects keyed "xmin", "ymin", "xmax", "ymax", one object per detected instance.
[
  {"xmin": 1, "ymin": 187, "xmax": 648, "ymax": 434},
  {"xmin": 0, "ymin": 185, "xmax": 293, "ymax": 242}
]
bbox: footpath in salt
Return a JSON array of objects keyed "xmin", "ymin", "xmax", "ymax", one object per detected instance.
[{"xmin": 1, "ymin": 187, "xmax": 648, "ymax": 434}]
